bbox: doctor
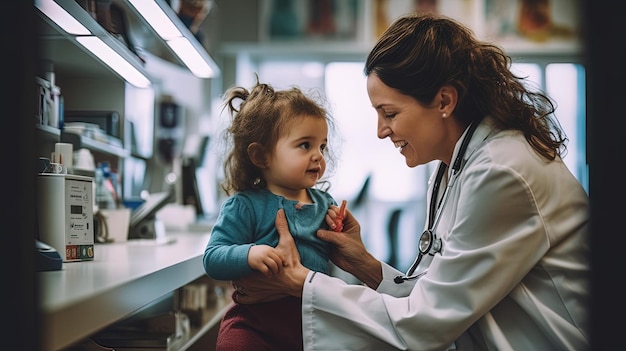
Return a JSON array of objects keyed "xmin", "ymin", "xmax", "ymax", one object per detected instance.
[{"xmin": 233, "ymin": 12, "xmax": 590, "ymax": 351}]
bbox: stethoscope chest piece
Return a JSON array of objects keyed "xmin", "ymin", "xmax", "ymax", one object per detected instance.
[{"xmin": 419, "ymin": 230, "xmax": 442, "ymax": 255}]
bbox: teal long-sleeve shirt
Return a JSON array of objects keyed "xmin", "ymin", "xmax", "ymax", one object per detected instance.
[{"xmin": 203, "ymin": 188, "xmax": 337, "ymax": 280}]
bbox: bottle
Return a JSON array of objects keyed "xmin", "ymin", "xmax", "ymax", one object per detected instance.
[
  {"xmin": 101, "ymin": 162, "xmax": 119, "ymax": 205},
  {"xmin": 95, "ymin": 163, "xmax": 116, "ymax": 210}
]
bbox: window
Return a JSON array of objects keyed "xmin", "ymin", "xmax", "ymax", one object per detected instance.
[
  {"xmin": 512, "ymin": 62, "xmax": 588, "ymax": 192},
  {"xmin": 546, "ymin": 63, "xmax": 588, "ymax": 191}
]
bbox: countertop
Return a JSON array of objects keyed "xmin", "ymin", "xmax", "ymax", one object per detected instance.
[{"xmin": 38, "ymin": 230, "xmax": 212, "ymax": 351}]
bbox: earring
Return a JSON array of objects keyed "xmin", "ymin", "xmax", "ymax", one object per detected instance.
[
  {"xmin": 253, "ymin": 178, "xmax": 261, "ymax": 186},
  {"xmin": 442, "ymin": 113, "xmax": 447, "ymax": 118}
]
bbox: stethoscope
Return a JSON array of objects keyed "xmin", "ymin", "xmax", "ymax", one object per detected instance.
[{"xmin": 394, "ymin": 122, "xmax": 479, "ymax": 284}]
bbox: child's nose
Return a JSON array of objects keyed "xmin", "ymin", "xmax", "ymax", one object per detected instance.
[{"xmin": 312, "ymin": 150, "xmax": 323, "ymax": 161}]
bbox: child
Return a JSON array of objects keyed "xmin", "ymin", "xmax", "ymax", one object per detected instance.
[{"xmin": 203, "ymin": 78, "xmax": 342, "ymax": 350}]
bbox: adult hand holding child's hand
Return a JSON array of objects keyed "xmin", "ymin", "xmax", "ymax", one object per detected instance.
[{"xmin": 232, "ymin": 209, "xmax": 309, "ymax": 304}]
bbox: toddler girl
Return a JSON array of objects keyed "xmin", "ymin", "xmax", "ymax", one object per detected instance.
[{"xmin": 203, "ymin": 78, "xmax": 342, "ymax": 350}]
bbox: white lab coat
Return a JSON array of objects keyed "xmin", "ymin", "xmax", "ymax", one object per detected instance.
[{"xmin": 301, "ymin": 117, "xmax": 590, "ymax": 350}]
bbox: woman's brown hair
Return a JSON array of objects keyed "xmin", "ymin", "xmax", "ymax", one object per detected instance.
[{"xmin": 365, "ymin": 12, "xmax": 567, "ymax": 161}]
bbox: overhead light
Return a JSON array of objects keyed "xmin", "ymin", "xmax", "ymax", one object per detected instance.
[
  {"xmin": 166, "ymin": 37, "xmax": 216, "ymax": 78},
  {"xmin": 36, "ymin": 0, "xmax": 217, "ymax": 81},
  {"xmin": 35, "ymin": 0, "xmax": 150, "ymax": 88},
  {"xmin": 127, "ymin": 0, "xmax": 218, "ymax": 78},
  {"xmin": 76, "ymin": 36, "xmax": 151, "ymax": 88},
  {"xmin": 35, "ymin": 0, "xmax": 90, "ymax": 35},
  {"xmin": 126, "ymin": 0, "xmax": 182, "ymax": 39}
]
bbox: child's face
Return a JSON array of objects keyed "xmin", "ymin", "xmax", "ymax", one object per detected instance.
[{"xmin": 264, "ymin": 115, "xmax": 328, "ymax": 199}]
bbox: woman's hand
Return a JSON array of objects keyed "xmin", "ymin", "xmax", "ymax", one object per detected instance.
[
  {"xmin": 272, "ymin": 208, "xmax": 301, "ymax": 268},
  {"xmin": 318, "ymin": 207, "xmax": 383, "ymax": 288},
  {"xmin": 232, "ymin": 209, "xmax": 310, "ymax": 304}
]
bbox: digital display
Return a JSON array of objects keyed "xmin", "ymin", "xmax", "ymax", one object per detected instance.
[{"xmin": 71, "ymin": 205, "xmax": 83, "ymax": 214}]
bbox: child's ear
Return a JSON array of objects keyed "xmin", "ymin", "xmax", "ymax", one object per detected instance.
[{"xmin": 247, "ymin": 142, "xmax": 267, "ymax": 168}]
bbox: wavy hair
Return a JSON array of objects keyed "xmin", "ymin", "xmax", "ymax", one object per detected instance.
[
  {"xmin": 365, "ymin": 12, "xmax": 567, "ymax": 161},
  {"xmin": 219, "ymin": 76, "xmax": 338, "ymax": 195}
]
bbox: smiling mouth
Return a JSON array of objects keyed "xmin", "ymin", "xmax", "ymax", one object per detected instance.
[{"xmin": 394, "ymin": 141, "xmax": 408, "ymax": 150}]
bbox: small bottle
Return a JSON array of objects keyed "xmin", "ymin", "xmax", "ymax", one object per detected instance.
[{"xmin": 95, "ymin": 163, "xmax": 116, "ymax": 210}]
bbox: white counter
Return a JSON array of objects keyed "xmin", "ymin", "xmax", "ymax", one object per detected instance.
[{"xmin": 38, "ymin": 231, "xmax": 212, "ymax": 351}]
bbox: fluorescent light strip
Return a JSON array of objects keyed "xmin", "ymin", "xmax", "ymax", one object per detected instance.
[
  {"xmin": 166, "ymin": 38, "xmax": 215, "ymax": 78},
  {"xmin": 37, "ymin": 0, "xmax": 214, "ymax": 80},
  {"xmin": 128, "ymin": 0, "xmax": 217, "ymax": 78},
  {"xmin": 76, "ymin": 36, "xmax": 151, "ymax": 88},
  {"xmin": 127, "ymin": 0, "xmax": 182, "ymax": 39},
  {"xmin": 35, "ymin": 0, "xmax": 150, "ymax": 88},
  {"xmin": 35, "ymin": 0, "xmax": 91, "ymax": 35}
]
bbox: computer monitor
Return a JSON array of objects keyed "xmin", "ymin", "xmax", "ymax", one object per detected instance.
[
  {"xmin": 128, "ymin": 191, "xmax": 173, "ymax": 240},
  {"xmin": 123, "ymin": 156, "xmax": 147, "ymax": 203},
  {"xmin": 181, "ymin": 135, "xmax": 211, "ymax": 217}
]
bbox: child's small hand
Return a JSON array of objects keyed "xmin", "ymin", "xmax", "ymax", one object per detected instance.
[
  {"xmin": 326, "ymin": 200, "xmax": 347, "ymax": 232},
  {"xmin": 248, "ymin": 244, "xmax": 283, "ymax": 277}
]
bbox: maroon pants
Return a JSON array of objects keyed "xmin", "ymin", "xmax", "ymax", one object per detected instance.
[{"xmin": 216, "ymin": 293, "xmax": 303, "ymax": 351}]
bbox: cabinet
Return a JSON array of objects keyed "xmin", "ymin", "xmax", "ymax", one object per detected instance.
[
  {"xmin": 35, "ymin": 0, "xmax": 220, "ymax": 192},
  {"xmin": 36, "ymin": 0, "xmax": 149, "ymax": 189},
  {"xmin": 217, "ymin": 0, "xmax": 582, "ymax": 61},
  {"xmin": 35, "ymin": 1, "xmax": 226, "ymax": 350}
]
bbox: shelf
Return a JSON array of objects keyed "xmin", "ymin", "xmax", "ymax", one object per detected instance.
[
  {"xmin": 85, "ymin": 280, "xmax": 233, "ymax": 351},
  {"xmin": 36, "ymin": 0, "xmax": 153, "ymax": 83},
  {"xmin": 218, "ymin": 0, "xmax": 582, "ymax": 63},
  {"xmin": 38, "ymin": 231, "xmax": 214, "ymax": 351},
  {"xmin": 219, "ymin": 37, "xmax": 581, "ymax": 63},
  {"xmin": 36, "ymin": 124, "xmax": 61, "ymax": 143},
  {"xmin": 36, "ymin": 125, "xmax": 129, "ymax": 158},
  {"xmin": 36, "ymin": 0, "xmax": 219, "ymax": 82},
  {"xmin": 60, "ymin": 131, "xmax": 128, "ymax": 158},
  {"xmin": 169, "ymin": 293, "xmax": 234, "ymax": 351},
  {"xmin": 219, "ymin": 41, "xmax": 372, "ymax": 61},
  {"xmin": 114, "ymin": 0, "xmax": 220, "ymax": 77}
]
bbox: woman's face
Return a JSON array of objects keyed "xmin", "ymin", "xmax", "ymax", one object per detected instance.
[{"xmin": 366, "ymin": 74, "xmax": 451, "ymax": 168}]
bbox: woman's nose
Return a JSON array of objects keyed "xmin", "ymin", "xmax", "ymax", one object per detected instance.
[{"xmin": 378, "ymin": 120, "xmax": 390, "ymax": 139}]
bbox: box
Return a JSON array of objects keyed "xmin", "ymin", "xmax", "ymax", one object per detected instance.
[
  {"xmin": 64, "ymin": 110, "xmax": 121, "ymax": 138},
  {"xmin": 37, "ymin": 173, "xmax": 95, "ymax": 262}
]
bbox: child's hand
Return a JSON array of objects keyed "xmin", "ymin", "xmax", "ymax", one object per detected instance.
[
  {"xmin": 248, "ymin": 244, "xmax": 283, "ymax": 277},
  {"xmin": 326, "ymin": 200, "xmax": 347, "ymax": 232}
]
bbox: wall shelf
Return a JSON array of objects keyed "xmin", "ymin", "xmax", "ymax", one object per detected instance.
[
  {"xmin": 36, "ymin": 0, "xmax": 220, "ymax": 83},
  {"xmin": 217, "ymin": 0, "xmax": 582, "ymax": 63},
  {"xmin": 37, "ymin": 0, "xmax": 153, "ymax": 83},
  {"xmin": 35, "ymin": 125, "xmax": 129, "ymax": 160},
  {"xmin": 60, "ymin": 131, "xmax": 129, "ymax": 158},
  {"xmin": 36, "ymin": 124, "xmax": 61, "ymax": 140}
]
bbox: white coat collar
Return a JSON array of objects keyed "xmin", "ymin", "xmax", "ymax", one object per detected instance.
[{"xmin": 447, "ymin": 116, "xmax": 497, "ymax": 181}]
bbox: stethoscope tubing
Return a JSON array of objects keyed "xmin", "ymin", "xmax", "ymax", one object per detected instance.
[
  {"xmin": 402, "ymin": 170, "xmax": 456, "ymax": 279},
  {"xmin": 396, "ymin": 122, "xmax": 479, "ymax": 283}
]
